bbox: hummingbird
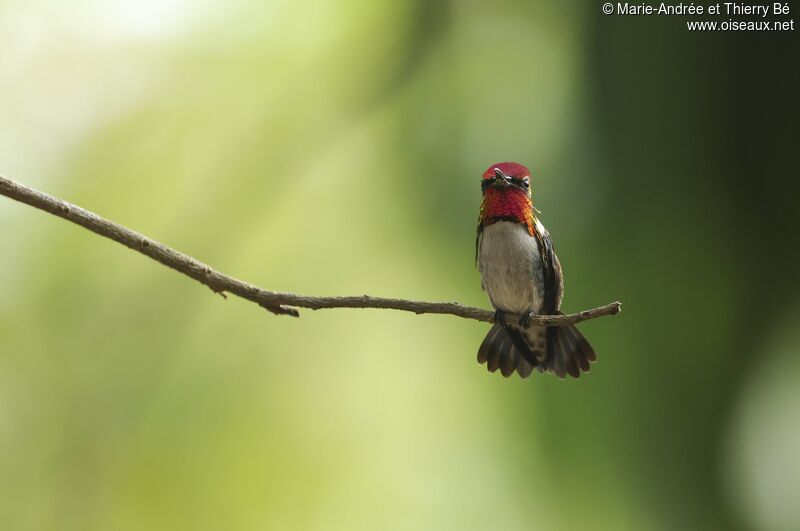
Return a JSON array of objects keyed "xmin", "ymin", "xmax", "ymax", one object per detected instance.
[{"xmin": 476, "ymin": 162, "xmax": 596, "ymax": 379}]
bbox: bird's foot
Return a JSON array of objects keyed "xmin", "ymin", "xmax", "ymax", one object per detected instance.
[
  {"xmin": 493, "ymin": 309, "xmax": 507, "ymax": 326},
  {"xmin": 518, "ymin": 311, "xmax": 535, "ymax": 328}
]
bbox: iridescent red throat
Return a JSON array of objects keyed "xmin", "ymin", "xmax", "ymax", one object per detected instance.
[{"xmin": 479, "ymin": 187, "xmax": 535, "ymax": 236}]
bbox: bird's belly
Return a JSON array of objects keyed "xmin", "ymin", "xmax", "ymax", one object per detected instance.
[{"xmin": 478, "ymin": 221, "xmax": 544, "ymax": 314}]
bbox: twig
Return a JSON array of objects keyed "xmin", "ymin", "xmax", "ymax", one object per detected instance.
[{"xmin": 0, "ymin": 175, "xmax": 621, "ymax": 326}]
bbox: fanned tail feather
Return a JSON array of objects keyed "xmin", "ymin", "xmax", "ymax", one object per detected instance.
[
  {"xmin": 545, "ymin": 314, "xmax": 596, "ymax": 379},
  {"xmin": 477, "ymin": 323, "xmax": 536, "ymax": 379},
  {"xmin": 477, "ymin": 315, "xmax": 596, "ymax": 379}
]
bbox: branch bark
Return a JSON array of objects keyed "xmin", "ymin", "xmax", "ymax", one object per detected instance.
[{"xmin": 0, "ymin": 175, "xmax": 621, "ymax": 326}]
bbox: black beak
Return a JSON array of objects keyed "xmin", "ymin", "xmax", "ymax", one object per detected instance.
[{"xmin": 493, "ymin": 168, "xmax": 511, "ymax": 185}]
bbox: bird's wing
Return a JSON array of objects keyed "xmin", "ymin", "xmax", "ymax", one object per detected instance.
[
  {"xmin": 533, "ymin": 218, "xmax": 563, "ymax": 314},
  {"xmin": 475, "ymin": 222, "xmax": 483, "ymax": 266}
]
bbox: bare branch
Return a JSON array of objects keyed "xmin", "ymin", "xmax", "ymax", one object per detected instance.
[{"xmin": 0, "ymin": 175, "xmax": 621, "ymax": 326}]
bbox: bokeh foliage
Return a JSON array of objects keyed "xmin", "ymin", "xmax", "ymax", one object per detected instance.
[{"xmin": 1, "ymin": 1, "xmax": 798, "ymax": 530}]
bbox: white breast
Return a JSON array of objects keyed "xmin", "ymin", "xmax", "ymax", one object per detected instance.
[{"xmin": 478, "ymin": 221, "xmax": 544, "ymax": 314}]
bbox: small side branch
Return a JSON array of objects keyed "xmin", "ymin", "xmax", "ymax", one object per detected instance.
[{"xmin": 0, "ymin": 175, "xmax": 621, "ymax": 326}]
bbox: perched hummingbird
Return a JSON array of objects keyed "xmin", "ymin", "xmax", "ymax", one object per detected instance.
[{"xmin": 476, "ymin": 162, "xmax": 596, "ymax": 379}]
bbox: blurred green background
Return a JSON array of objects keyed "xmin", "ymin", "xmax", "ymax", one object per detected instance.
[{"xmin": 1, "ymin": 1, "xmax": 798, "ymax": 530}]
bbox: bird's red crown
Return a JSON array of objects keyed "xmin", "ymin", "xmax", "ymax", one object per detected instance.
[
  {"xmin": 481, "ymin": 162, "xmax": 531, "ymax": 182},
  {"xmin": 479, "ymin": 162, "xmax": 536, "ymax": 236}
]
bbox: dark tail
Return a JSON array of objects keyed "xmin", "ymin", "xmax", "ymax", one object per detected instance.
[
  {"xmin": 477, "ymin": 318, "xmax": 596, "ymax": 379},
  {"xmin": 477, "ymin": 323, "xmax": 537, "ymax": 378},
  {"xmin": 545, "ymin": 320, "xmax": 596, "ymax": 379}
]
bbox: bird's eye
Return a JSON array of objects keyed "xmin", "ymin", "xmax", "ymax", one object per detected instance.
[{"xmin": 522, "ymin": 179, "xmax": 530, "ymax": 189}]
